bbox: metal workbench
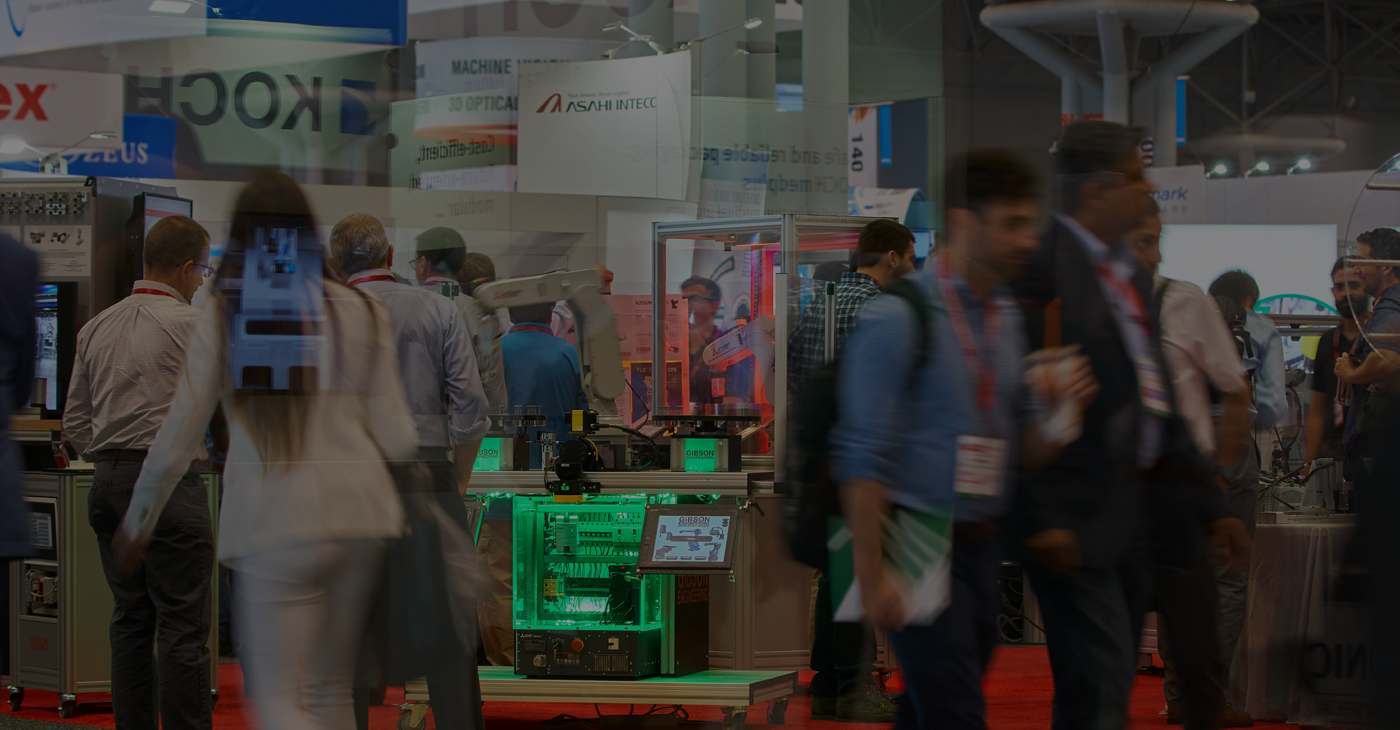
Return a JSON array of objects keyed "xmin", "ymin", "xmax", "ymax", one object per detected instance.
[{"xmin": 399, "ymin": 667, "xmax": 797, "ymax": 730}]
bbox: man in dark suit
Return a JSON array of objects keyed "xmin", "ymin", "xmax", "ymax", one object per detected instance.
[
  {"xmin": 1010, "ymin": 121, "xmax": 1251, "ymax": 730},
  {"xmin": 1, "ymin": 233, "xmax": 38, "ymax": 560}
]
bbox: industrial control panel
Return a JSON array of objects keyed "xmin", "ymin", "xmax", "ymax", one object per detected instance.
[{"xmin": 511, "ymin": 495, "xmax": 709, "ymax": 679}]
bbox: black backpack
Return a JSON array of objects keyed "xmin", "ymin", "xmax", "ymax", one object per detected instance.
[{"xmin": 781, "ymin": 277, "xmax": 933, "ymax": 571}]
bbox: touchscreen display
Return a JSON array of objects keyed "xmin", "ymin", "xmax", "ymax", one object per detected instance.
[{"xmin": 650, "ymin": 513, "xmax": 731, "ymax": 564}]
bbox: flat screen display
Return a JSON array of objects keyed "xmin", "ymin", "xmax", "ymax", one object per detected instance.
[
  {"xmin": 637, "ymin": 505, "xmax": 741, "ymax": 574},
  {"xmin": 142, "ymin": 194, "xmax": 193, "ymax": 238},
  {"xmin": 33, "ymin": 285, "xmax": 59, "ymax": 409}
]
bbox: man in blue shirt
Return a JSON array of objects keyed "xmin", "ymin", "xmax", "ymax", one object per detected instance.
[
  {"xmin": 1337, "ymin": 228, "xmax": 1400, "ymax": 490},
  {"xmin": 502, "ymin": 302, "xmax": 589, "ymax": 468},
  {"xmin": 832, "ymin": 149, "xmax": 1097, "ymax": 730}
]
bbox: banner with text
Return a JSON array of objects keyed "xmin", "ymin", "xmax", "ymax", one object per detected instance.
[
  {"xmin": 848, "ymin": 106, "xmax": 879, "ymax": 188},
  {"xmin": 1, "ymin": 0, "xmax": 204, "ymax": 58},
  {"xmin": 1145, "ymin": 165, "xmax": 1206, "ymax": 224},
  {"xmin": 0, "ymin": 67, "xmax": 124, "ymax": 152},
  {"xmin": 517, "ymin": 52, "xmax": 690, "ymax": 200}
]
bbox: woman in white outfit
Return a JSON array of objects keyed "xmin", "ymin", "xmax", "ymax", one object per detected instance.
[{"xmin": 114, "ymin": 171, "xmax": 415, "ymax": 730}]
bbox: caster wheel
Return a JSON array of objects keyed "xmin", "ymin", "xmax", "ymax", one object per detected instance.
[
  {"xmin": 8, "ymin": 687, "xmax": 24, "ymax": 711},
  {"xmin": 767, "ymin": 698, "xmax": 788, "ymax": 725},
  {"xmin": 59, "ymin": 700, "xmax": 76, "ymax": 719},
  {"xmin": 398, "ymin": 709, "xmax": 426, "ymax": 730},
  {"xmin": 721, "ymin": 708, "xmax": 747, "ymax": 730},
  {"xmin": 211, "ymin": 690, "xmax": 220, "ymax": 706}
]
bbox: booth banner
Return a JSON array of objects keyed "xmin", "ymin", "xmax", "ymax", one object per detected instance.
[
  {"xmin": 1, "ymin": 0, "xmax": 205, "ymax": 58},
  {"xmin": 0, "ymin": 67, "xmax": 124, "ymax": 151},
  {"xmin": 1145, "ymin": 165, "xmax": 1206, "ymax": 224},
  {"xmin": 848, "ymin": 106, "xmax": 879, "ymax": 188},
  {"xmin": 850, "ymin": 187, "xmax": 923, "ymax": 223},
  {"xmin": 414, "ymin": 38, "xmax": 616, "ymax": 145},
  {"xmin": 124, "ymin": 54, "xmax": 393, "ymax": 172},
  {"xmin": 388, "ymin": 95, "xmax": 512, "ymax": 188},
  {"xmin": 419, "ymin": 164, "xmax": 516, "ymax": 192},
  {"xmin": 0, "ymin": 114, "xmax": 175, "ymax": 178},
  {"xmin": 517, "ymin": 51, "xmax": 691, "ymax": 200},
  {"xmin": 698, "ymin": 147, "xmax": 769, "ymax": 219}
]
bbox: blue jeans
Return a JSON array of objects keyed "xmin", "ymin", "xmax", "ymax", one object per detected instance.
[
  {"xmin": 1026, "ymin": 555, "xmax": 1150, "ymax": 730},
  {"xmin": 889, "ymin": 534, "xmax": 1001, "ymax": 730}
]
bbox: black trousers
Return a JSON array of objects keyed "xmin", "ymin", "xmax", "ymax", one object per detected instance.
[
  {"xmin": 88, "ymin": 460, "xmax": 214, "ymax": 730},
  {"xmin": 1156, "ymin": 544, "xmax": 1227, "ymax": 730},
  {"xmin": 888, "ymin": 533, "xmax": 1001, "ymax": 730},
  {"xmin": 355, "ymin": 460, "xmax": 483, "ymax": 730},
  {"xmin": 810, "ymin": 572, "xmax": 877, "ymax": 698}
]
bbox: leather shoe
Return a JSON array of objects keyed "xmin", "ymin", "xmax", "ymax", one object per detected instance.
[{"xmin": 1220, "ymin": 705, "xmax": 1254, "ymax": 728}]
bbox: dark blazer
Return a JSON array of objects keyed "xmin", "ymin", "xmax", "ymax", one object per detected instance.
[
  {"xmin": 1, "ymin": 234, "xmax": 39, "ymax": 558},
  {"xmin": 1010, "ymin": 218, "xmax": 1231, "ymax": 568}
]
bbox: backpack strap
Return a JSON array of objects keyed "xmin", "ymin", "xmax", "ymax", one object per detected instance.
[{"xmin": 883, "ymin": 278, "xmax": 933, "ymax": 371}]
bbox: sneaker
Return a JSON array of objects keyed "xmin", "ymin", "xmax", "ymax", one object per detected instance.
[
  {"xmin": 810, "ymin": 695, "xmax": 837, "ymax": 720},
  {"xmin": 1220, "ymin": 705, "xmax": 1254, "ymax": 728},
  {"xmin": 835, "ymin": 685, "xmax": 898, "ymax": 723}
]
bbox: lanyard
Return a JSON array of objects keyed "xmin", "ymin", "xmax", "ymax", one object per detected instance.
[
  {"xmin": 130, "ymin": 288, "xmax": 176, "ymax": 299},
  {"xmin": 1094, "ymin": 262, "xmax": 1154, "ymax": 337},
  {"xmin": 511, "ymin": 323, "xmax": 553, "ymax": 335},
  {"xmin": 937, "ymin": 256, "xmax": 1000, "ymax": 418},
  {"xmin": 348, "ymin": 274, "xmax": 395, "ymax": 287}
]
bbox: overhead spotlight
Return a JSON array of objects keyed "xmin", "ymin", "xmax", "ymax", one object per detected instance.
[
  {"xmin": 1256, "ymin": 161, "xmax": 1270, "ymax": 172},
  {"xmin": 1288, "ymin": 158, "xmax": 1314, "ymax": 175},
  {"xmin": 149, "ymin": 0, "xmax": 193, "ymax": 13},
  {"xmin": 0, "ymin": 139, "xmax": 29, "ymax": 155},
  {"xmin": 743, "ymin": 18, "xmax": 763, "ymax": 30},
  {"xmin": 1207, "ymin": 163, "xmax": 1229, "ymax": 178}
]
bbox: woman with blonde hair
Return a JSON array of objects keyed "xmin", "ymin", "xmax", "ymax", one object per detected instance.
[{"xmin": 115, "ymin": 170, "xmax": 414, "ymax": 730}]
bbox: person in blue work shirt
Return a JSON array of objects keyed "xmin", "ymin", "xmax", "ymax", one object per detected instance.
[
  {"xmin": 831, "ymin": 148, "xmax": 1099, "ymax": 730},
  {"xmin": 1207, "ymin": 268, "xmax": 1285, "ymax": 705},
  {"xmin": 501, "ymin": 301, "xmax": 589, "ymax": 468}
]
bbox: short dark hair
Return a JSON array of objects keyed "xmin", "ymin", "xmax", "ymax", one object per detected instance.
[
  {"xmin": 1056, "ymin": 121, "xmax": 1142, "ymax": 212},
  {"xmin": 1332, "ymin": 256, "xmax": 1349, "ymax": 277},
  {"xmin": 854, "ymin": 219, "xmax": 914, "ymax": 269},
  {"xmin": 945, "ymin": 148, "xmax": 1040, "ymax": 213},
  {"xmin": 1357, "ymin": 228, "xmax": 1400, "ymax": 278},
  {"xmin": 681, "ymin": 277, "xmax": 721, "ymax": 302},
  {"xmin": 510, "ymin": 302, "xmax": 554, "ymax": 326},
  {"xmin": 415, "ymin": 227, "xmax": 467, "ymax": 276},
  {"xmin": 813, "ymin": 261, "xmax": 848, "ymax": 283},
  {"xmin": 458, "ymin": 252, "xmax": 497, "ymax": 283},
  {"xmin": 1209, "ymin": 270, "xmax": 1261, "ymax": 307},
  {"xmin": 144, "ymin": 215, "xmax": 209, "ymax": 275}
]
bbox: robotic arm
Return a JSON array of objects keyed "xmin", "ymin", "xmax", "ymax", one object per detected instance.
[
  {"xmin": 700, "ymin": 315, "xmax": 776, "ymax": 404},
  {"xmin": 472, "ymin": 268, "xmax": 626, "ymax": 419}
]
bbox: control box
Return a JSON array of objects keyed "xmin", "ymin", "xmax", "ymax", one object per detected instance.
[{"xmin": 516, "ymin": 629, "xmax": 661, "ymax": 678}]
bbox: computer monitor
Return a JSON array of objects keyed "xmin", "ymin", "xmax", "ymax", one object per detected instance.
[
  {"xmin": 122, "ymin": 193, "xmax": 194, "ymax": 299},
  {"xmin": 32, "ymin": 283, "xmax": 76, "ymax": 417}
]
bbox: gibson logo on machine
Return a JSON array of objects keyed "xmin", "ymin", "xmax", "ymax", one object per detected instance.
[{"xmin": 676, "ymin": 575, "xmax": 709, "ymax": 605}]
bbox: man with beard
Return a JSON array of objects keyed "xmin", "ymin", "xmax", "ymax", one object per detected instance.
[
  {"xmin": 1336, "ymin": 227, "xmax": 1400, "ymax": 496},
  {"xmin": 1306, "ymin": 258, "xmax": 1370, "ymax": 469}
]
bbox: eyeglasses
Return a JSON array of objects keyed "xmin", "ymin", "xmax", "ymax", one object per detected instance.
[
  {"xmin": 684, "ymin": 295, "xmax": 718, "ymax": 304},
  {"xmin": 195, "ymin": 263, "xmax": 216, "ymax": 278},
  {"xmin": 410, "ymin": 254, "xmax": 428, "ymax": 265}
]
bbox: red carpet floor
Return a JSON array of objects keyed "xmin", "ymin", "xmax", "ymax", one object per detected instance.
[{"xmin": 1, "ymin": 647, "xmax": 1289, "ymax": 729}]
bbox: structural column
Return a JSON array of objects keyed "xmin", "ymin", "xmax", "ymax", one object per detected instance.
[
  {"xmin": 700, "ymin": 0, "xmax": 747, "ymax": 98},
  {"xmin": 626, "ymin": 0, "xmax": 673, "ymax": 59},
  {"xmin": 745, "ymin": 0, "xmax": 776, "ymax": 99}
]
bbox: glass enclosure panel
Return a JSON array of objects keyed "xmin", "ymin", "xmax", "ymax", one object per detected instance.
[{"xmin": 512, "ymin": 494, "xmax": 669, "ymax": 631}]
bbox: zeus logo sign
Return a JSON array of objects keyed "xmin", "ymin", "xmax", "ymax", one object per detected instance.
[
  {"xmin": 0, "ymin": 83, "xmax": 49, "ymax": 121},
  {"xmin": 126, "ymin": 68, "xmax": 378, "ymax": 135}
]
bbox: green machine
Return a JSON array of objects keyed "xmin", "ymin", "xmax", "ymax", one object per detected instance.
[{"xmin": 510, "ymin": 494, "xmax": 739, "ymax": 680}]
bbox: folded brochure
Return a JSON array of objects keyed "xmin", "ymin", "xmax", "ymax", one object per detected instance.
[{"xmin": 827, "ymin": 508, "xmax": 952, "ymax": 625}]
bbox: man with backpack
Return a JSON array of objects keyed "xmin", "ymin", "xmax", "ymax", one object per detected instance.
[
  {"xmin": 788, "ymin": 218, "xmax": 915, "ymax": 722},
  {"xmin": 830, "ymin": 148, "xmax": 1098, "ymax": 729},
  {"xmin": 1127, "ymin": 200, "xmax": 1255, "ymax": 728}
]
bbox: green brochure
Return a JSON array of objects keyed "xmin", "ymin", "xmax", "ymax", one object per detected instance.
[{"xmin": 827, "ymin": 508, "xmax": 953, "ymax": 626}]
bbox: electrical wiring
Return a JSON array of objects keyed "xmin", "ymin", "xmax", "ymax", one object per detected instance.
[{"xmin": 600, "ymin": 424, "xmax": 660, "ymax": 471}]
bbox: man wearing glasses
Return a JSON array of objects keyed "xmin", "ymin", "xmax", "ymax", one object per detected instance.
[
  {"xmin": 682, "ymin": 277, "xmax": 754, "ymax": 405},
  {"xmin": 64, "ymin": 215, "xmax": 217, "ymax": 730}
]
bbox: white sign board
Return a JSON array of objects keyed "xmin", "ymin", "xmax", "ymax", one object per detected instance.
[
  {"xmin": 0, "ymin": 68, "xmax": 124, "ymax": 152},
  {"xmin": 1157, "ymin": 224, "xmax": 1336, "ymax": 306},
  {"xmin": 517, "ymin": 52, "xmax": 691, "ymax": 200},
  {"xmin": 1145, "ymin": 165, "xmax": 1206, "ymax": 224},
  {"xmin": 23, "ymin": 225, "xmax": 92, "ymax": 277},
  {"xmin": 848, "ymin": 106, "xmax": 878, "ymax": 189},
  {"xmin": 1, "ymin": 0, "xmax": 205, "ymax": 58}
]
